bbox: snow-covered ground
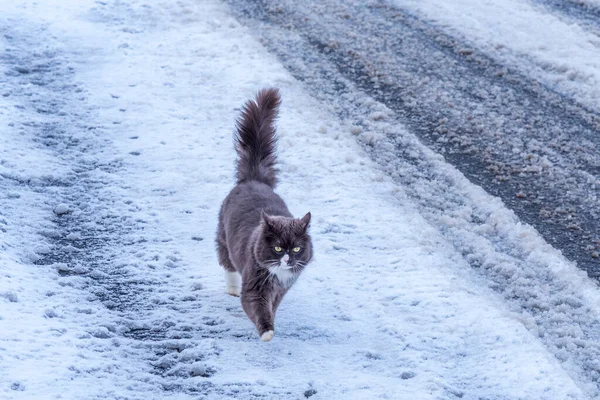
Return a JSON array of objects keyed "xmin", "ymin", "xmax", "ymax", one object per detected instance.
[
  {"xmin": 391, "ymin": 0, "xmax": 600, "ymax": 112},
  {"xmin": 1, "ymin": 0, "xmax": 600, "ymax": 399}
]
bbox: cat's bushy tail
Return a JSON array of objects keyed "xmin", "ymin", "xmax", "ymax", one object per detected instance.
[{"xmin": 234, "ymin": 88, "xmax": 281, "ymax": 188}]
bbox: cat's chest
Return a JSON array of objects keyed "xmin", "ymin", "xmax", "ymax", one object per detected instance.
[{"xmin": 269, "ymin": 267, "xmax": 298, "ymax": 289}]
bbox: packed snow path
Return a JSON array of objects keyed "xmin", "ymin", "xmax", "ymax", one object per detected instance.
[{"xmin": 1, "ymin": 0, "xmax": 600, "ymax": 399}]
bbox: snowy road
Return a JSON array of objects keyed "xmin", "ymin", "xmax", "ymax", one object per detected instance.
[
  {"xmin": 1, "ymin": 0, "xmax": 600, "ymax": 399},
  {"xmin": 227, "ymin": 0, "xmax": 600, "ymax": 276}
]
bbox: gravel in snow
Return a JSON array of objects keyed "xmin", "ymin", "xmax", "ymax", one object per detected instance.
[{"xmin": 0, "ymin": 0, "xmax": 598, "ymax": 399}]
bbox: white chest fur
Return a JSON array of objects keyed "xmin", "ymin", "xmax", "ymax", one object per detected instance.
[{"xmin": 269, "ymin": 266, "xmax": 297, "ymax": 288}]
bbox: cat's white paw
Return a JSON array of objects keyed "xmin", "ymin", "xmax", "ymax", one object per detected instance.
[
  {"xmin": 225, "ymin": 271, "xmax": 242, "ymax": 297},
  {"xmin": 226, "ymin": 286, "xmax": 241, "ymax": 297},
  {"xmin": 260, "ymin": 330, "xmax": 274, "ymax": 342}
]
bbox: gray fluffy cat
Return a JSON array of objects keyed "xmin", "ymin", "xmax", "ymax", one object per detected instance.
[{"xmin": 216, "ymin": 88, "xmax": 313, "ymax": 342}]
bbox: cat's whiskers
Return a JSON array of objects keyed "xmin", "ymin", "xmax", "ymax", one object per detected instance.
[
  {"xmin": 259, "ymin": 269, "xmax": 274, "ymax": 288},
  {"xmin": 259, "ymin": 259, "xmax": 280, "ymax": 269},
  {"xmin": 292, "ymin": 261, "xmax": 306, "ymax": 272}
]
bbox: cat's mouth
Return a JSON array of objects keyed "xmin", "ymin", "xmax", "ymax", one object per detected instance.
[
  {"xmin": 264, "ymin": 259, "xmax": 293, "ymax": 269},
  {"xmin": 266, "ymin": 263, "xmax": 295, "ymax": 274},
  {"xmin": 274, "ymin": 263, "xmax": 293, "ymax": 270}
]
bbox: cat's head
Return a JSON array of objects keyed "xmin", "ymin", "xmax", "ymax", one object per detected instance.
[{"xmin": 255, "ymin": 211, "xmax": 313, "ymax": 277}]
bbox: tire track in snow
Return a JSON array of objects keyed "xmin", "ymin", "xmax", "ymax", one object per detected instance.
[
  {"xmin": 532, "ymin": 0, "xmax": 600, "ymax": 33},
  {"xmin": 1, "ymin": 3, "xmax": 313, "ymax": 398},
  {"xmin": 1, "ymin": 24, "xmax": 157, "ymax": 326},
  {"xmin": 0, "ymin": 15, "xmax": 238, "ymax": 399},
  {"xmin": 224, "ymin": 0, "xmax": 600, "ymax": 395},
  {"xmin": 225, "ymin": 0, "xmax": 600, "ymax": 276}
]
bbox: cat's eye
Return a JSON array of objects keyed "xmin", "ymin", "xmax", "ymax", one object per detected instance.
[
  {"xmin": 274, "ymin": 246, "xmax": 282, "ymax": 252},
  {"xmin": 293, "ymin": 247, "xmax": 301, "ymax": 253}
]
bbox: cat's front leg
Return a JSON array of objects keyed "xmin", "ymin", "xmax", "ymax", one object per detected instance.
[
  {"xmin": 241, "ymin": 291, "xmax": 275, "ymax": 341},
  {"xmin": 252, "ymin": 300, "xmax": 276, "ymax": 341}
]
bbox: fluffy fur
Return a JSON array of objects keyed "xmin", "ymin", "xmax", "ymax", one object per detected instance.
[{"xmin": 216, "ymin": 88, "xmax": 313, "ymax": 341}]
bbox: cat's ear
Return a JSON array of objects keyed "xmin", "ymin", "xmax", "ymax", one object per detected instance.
[
  {"xmin": 261, "ymin": 210, "xmax": 274, "ymax": 229},
  {"xmin": 300, "ymin": 212, "xmax": 311, "ymax": 230}
]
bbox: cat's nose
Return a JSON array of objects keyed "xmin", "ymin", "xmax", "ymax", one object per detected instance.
[{"xmin": 283, "ymin": 255, "xmax": 290, "ymax": 264}]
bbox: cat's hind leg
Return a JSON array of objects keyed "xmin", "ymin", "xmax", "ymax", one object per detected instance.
[
  {"xmin": 217, "ymin": 240, "xmax": 241, "ymax": 297},
  {"xmin": 225, "ymin": 270, "xmax": 242, "ymax": 297}
]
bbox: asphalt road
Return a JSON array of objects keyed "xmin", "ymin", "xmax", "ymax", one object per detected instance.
[{"xmin": 225, "ymin": 0, "xmax": 600, "ymax": 277}]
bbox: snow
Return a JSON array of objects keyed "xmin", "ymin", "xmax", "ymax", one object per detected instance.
[
  {"xmin": 0, "ymin": 0, "xmax": 599, "ymax": 399},
  {"xmin": 54, "ymin": 203, "xmax": 71, "ymax": 215},
  {"xmin": 575, "ymin": 0, "xmax": 600, "ymax": 8},
  {"xmin": 390, "ymin": 0, "xmax": 600, "ymax": 112}
]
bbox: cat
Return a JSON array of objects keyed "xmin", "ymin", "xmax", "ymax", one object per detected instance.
[{"xmin": 216, "ymin": 88, "xmax": 313, "ymax": 342}]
